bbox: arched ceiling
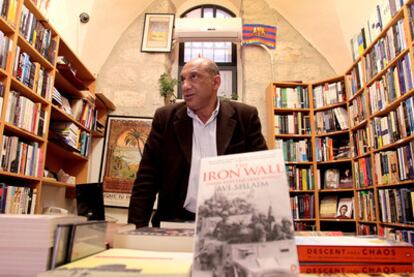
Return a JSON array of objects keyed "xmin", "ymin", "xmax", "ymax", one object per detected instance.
[{"xmin": 47, "ymin": 0, "xmax": 379, "ymax": 75}]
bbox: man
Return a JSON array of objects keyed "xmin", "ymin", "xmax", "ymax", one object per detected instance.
[{"xmin": 128, "ymin": 57, "xmax": 267, "ymax": 228}]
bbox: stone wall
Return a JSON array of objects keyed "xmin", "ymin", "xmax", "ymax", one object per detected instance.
[
  {"xmin": 97, "ymin": 0, "xmax": 336, "ymax": 137},
  {"xmin": 97, "ymin": 0, "xmax": 176, "ymax": 117}
]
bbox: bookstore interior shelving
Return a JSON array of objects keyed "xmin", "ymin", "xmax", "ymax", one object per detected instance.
[
  {"xmin": 266, "ymin": 0, "xmax": 414, "ymax": 242},
  {"xmin": 0, "ymin": 0, "xmax": 114, "ymax": 214}
]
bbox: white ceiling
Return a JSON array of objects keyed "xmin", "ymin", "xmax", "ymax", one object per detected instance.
[
  {"xmin": 269, "ymin": 0, "xmax": 379, "ymax": 74},
  {"xmin": 48, "ymin": 0, "xmax": 381, "ymax": 75}
]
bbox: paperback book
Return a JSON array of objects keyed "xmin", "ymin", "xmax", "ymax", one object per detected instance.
[
  {"xmin": 113, "ymin": 227, "xmax": 194, "ymax": 252},
  {"xmin": 193, "ymin": 149, "xmax": 299, "ymax": 276}
]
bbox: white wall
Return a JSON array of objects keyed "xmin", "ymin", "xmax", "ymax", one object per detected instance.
[{"xmin": 47, "ymin": 0, "xmax": 381, "ymax": 75}]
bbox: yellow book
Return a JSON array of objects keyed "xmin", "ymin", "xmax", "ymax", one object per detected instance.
[
  {"xmin": 39, "ymin": 248, "xmax": 193, "ymax": 277},
  {"xmin": 7, "ymin": 0, "xmax": 17, "ymax": 26},
  {"xmin": 301, "ymin": 168, "xmax": 308, "ymax": 190}
]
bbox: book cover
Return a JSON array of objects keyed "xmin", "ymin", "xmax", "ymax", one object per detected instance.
[
  {"xmin": 39, "ymin": 248, "xmax": 193, "ymax": 277},
  {"xmin": 54, "ymin": 220, "xmax": 107, "ymax": 266},
  {"xmin": 68, "ymin": 221, "xmax": 107, "ymax": 260},
  {"xmin": 324, "ymin": 168, "xmax": 340, "ymax": 189},
  {"xmin": 319, "ymin": 195, "xmax": 337, "ymax": 218},
  {"xmin": 295, "ymin": 236, "xmax": 414, "ymax": 263},
  {"xmin": 336, "ymin": 197, "xmax": 353, "ymax": 219},
  {"xmin": 113, "ymin": 227, "xmax": 194, "ymax": 252},
  {"xmin": 193, "ymin": 149, "xmax": 299, "ymax": 276},
  {"xmin": 50, "ymin": 224, "xmax": 72, "ymax": 269}
]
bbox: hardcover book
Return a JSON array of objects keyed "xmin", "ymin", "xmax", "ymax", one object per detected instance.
[
  {"xmin": 295, "ymin": 236, "xmax": 414, "ymax": 263},
  {"xmin": 300, "ymin": 263, "xmax": 414, "ymax": 274},
  {"xmin": 193, "ymin": 149, "xmax": 299, "ymax": 276}
]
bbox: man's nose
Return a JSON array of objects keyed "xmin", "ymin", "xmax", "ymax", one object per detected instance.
[{"xmin": 182, "ymin": 79, "xmax": 190, "ymax": 90}]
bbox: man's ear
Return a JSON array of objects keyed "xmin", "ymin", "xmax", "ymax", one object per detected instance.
[{"xmin": 213, "ymin": 74, "xmax": 221, "ymax": 90}]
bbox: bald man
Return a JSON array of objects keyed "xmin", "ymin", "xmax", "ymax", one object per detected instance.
[{"xmin": 128, "ymin": 57, "xmax": 267, "ymax": 227}]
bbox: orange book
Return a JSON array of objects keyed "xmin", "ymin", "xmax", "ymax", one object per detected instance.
[
  {"xmin": 300, "ymin": 263, "xmax": 414, "ymax": 274},
  {"xmin": 295, "ymin": 236, "xmax": 414, "ymax": 263}
]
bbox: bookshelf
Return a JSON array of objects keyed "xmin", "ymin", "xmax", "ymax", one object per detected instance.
[
  {"xmin": 0, "ymin": 0, "xmax": 114, "ymax": 214},
  {"xmin": 266, "ymin": 1, "xmax": 414, "ymax": 240},
  {"xmin": 265, "ymin": 82, "xmax": 317, "ymax": 231}
]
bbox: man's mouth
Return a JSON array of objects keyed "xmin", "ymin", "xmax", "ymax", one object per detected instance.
[{"xmin": 184, "ymin": 93, "xmax": 194, "ymax": 100}]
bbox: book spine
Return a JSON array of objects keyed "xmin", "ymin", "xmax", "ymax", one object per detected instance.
[
  {"xmin": 300, "ymin": 263, "xmax": 414, "ymax": 274},
  {"xmin": 297, "ymin": 245, "xmax": 414, "ymax": 263}
]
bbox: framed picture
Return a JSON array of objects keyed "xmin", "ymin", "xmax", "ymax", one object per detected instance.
[
  {"xmin": 141, "ymin": 13, "xmax": 175, "ymax": 52},
  {"xmin": 324, "ymin": 168, "xmax": 340, "ymax": 189},
  {"xmin": 99, "ymin": 115, "xmax": 152, "ymax": 207}
]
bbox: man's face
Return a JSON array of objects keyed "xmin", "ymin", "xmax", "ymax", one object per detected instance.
[{"xmin": 180, "ymin": 61, "xmax": 220, "ymax": 113}]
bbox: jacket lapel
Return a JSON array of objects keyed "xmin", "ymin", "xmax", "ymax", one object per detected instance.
[
  {"xmin": 217, "ymin": 101, "xmax": 236, "ymax": 155},
  {"xmin": 173, "ymin": 105, "xmax": 193, "ymax": 163}
]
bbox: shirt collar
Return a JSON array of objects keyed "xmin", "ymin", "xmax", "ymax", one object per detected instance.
[{"xmin": 187, "ymin": 100, "xmax": 220, "ymax": 123}]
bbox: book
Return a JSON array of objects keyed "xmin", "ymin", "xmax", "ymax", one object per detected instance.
[
  {"xmin": 193, "ymin": 149, "xmax": 299, "ymax": 276},
  {"xmin": 105, "ymin": 222, "xmax": 136, "ymax": 248},
  {"xmin": 53, "ymin": 219, "xmax": 112, "ymax": 258},
  {"xmin": 324, "ymin": 168, "xmax": 340, "ymax": 189},
  {"xmin": 300, "ymin": 263, "xmax": 414, "ymax": 274},
  {"xmin": 113, "ymin": 227, "xmax": 194, "ymax": 252},
  {"xmin": 295, "ymin": 231, "xmax": 343, "ymax": 236},
  {"xmin": 0, "ymin": 214, "xmax": 87, "ymax": 276},
  {"xmin": 319, "ymin": 195, "xmax": 337, "ymax": 218},
  {"xmin": 65, "ymin": 221, "xmax": 107, "ymax": 264},
  {"xmin": 38, "ymin": 248, "xmax": 193, "ymax": 277},
  {"xmin": 160, "ymin": 221, "xmax": 195, "ymax": 229},
  {"xmin": 338, "ymin": 168, "xmax": 353, "ymax": 188},
  {"xmin": 295, "ymin": 236, "xmax": 414, "ymax": 263},
  {"xmin": 50, "ymin": 223, "xmax": 72, "ymax": 269},
  {"xmin": 336, "ymin": 197, "xmax": 353, "ymax": 219}
]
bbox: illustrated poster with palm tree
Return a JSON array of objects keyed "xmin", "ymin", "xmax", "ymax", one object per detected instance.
[{"xmin": 99, "ymin": 115, "xmax": 152, "ymax": 207}]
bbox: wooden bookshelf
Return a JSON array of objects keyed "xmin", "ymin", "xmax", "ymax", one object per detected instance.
[
  {"xmin": 266, "ymin": 82, "xmax": 317, "ymax": 231},
  {"xmin": 266, "ymin": 1, "xmax": 414, "ymax": 240},
  {"xmin": 0, "ymin": 0, "xmax": 115, "ymax": 214}
]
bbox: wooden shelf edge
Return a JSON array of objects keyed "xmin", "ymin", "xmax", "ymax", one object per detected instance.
[
  {"xmin": 42, "ymin": 178, "xmax": 75, "ymax": 188},
  {"xmin": 96, "ymin": 92, "xmax": 116, "ymax": 111}
]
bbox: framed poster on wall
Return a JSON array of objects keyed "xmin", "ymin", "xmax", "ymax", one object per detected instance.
[
  {"xmin": 99, "ymin": 115, "xmax": 152, "ymax": 207},
  {"xmin": 141, "ymin": 13, "xmax": 175, "ymax": 52}
]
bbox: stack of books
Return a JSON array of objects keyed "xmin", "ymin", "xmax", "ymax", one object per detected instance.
[
  {"xmin": 49, "ymin": 122, "xmax": 81, "ymax": 151},
  {"xmin": 0, "ymin": 214, "xmax": 87, "ymax": 276},
  {"xmin": 295, "ymin": 235, "xmax": 414, "ymax": 274}
]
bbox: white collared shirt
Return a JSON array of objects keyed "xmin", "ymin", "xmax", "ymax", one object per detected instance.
[{"xmin": 183, "ymin": 103, "xmax": 220, "ymax": 213}]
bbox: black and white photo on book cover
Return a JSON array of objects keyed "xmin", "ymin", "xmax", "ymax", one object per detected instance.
[{"xmin": 193, "ymin": 149, "xmax": 299, "ymax": 277}]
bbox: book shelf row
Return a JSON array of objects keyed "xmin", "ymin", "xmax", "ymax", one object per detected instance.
[
  {"xmin": 0, "ymin": 0, "xmax": 115, "ymax": 214},
  {"xmin": 265, "ymin": 0, "xmax": 414, "ymax": 244}
]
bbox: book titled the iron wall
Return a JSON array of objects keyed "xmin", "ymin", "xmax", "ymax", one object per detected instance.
[{"xmin": 193, "ymin": 149, "xmax": 299, "ymax": 277}]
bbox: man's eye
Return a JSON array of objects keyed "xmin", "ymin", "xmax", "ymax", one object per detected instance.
[{"xmin": 191, "ymin": 74, "xmax": 198, "ymax": 80}]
